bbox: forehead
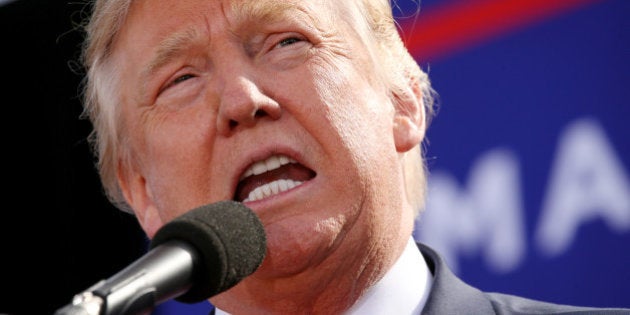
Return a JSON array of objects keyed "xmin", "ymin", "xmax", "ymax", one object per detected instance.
[
  {"xmin": 229, "ymin": 1, "xmax": 321, "ymax": 25},
  {"xmin": 116, "ymin": 0, "xmax": 367, "ymax": 59},
  {"xmin": 121, "ymin": 0, "xmax": 356, "ymax": 30},
  {"xmin": 115, "ymin": 0, "xmax": 362, "ymax": 56}
]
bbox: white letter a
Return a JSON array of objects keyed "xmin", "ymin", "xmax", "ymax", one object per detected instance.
[{"xmin": 536, "ymin": 118, "xmax": 630, "ymax": 256}]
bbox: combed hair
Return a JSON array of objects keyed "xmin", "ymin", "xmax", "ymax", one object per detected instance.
[{"xmin": 80, "ymin": 0, "xmax": 133, "ymax": 212}]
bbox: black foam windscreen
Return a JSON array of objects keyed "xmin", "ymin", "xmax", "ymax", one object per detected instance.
[{"xmin": 149, "ymin": 200, "xmax": 266, "ymax": 303}]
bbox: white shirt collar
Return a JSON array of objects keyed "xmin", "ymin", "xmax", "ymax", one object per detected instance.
[
  {"xmin": 216, "ymin": 237, "xmax": 433, "ymax": 314},
  {"xmin": 344, "ymin": 237, "xmax": 433, "ymax": 315}
]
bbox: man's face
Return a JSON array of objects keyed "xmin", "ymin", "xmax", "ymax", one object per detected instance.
[{"xmin": 112, "ymin": 0, "xmax": 415, "ymax": 305}]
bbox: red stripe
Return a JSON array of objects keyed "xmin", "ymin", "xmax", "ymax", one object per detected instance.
[{"xmin": 399, "ymin": 0, "xmax": 604, "ymax": 63}]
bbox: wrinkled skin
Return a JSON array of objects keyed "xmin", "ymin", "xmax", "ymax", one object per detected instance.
[{"xmin": 112, "ymin": 0, "xmax": 425, "ymax": 313}]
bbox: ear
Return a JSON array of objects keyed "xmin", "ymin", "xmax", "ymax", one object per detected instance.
[
  {"xmin": 393, "ymin": 77, "xmax": 426, "ymax": 153},
  {"xmin": 117, "ymin": 158, "xmax": 163, "ymax": 238}
]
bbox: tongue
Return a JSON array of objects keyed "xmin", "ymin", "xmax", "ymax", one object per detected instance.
[{"xmin": 235, "ymin": 164, "xmax": 316, "ymax": 202}]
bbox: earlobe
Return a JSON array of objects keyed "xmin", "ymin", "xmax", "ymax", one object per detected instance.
[
  {"xmin": 117, "ymin": 159, "xmax": 163, "ymax": 238},
  {"xmin": 393, "ymin": 78, "xmax": 426, "ymax": 153},
  {"xmin": 136, "ymin": 204, "xmax": 163, "ymax": 239}
]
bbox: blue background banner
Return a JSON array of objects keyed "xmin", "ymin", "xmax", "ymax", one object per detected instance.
[{"xmin": 410, "ymin": 0, "xmax": 629, "ymax": 309}]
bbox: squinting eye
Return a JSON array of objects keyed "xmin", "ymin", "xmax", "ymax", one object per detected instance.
[
  {"xmin": 160, "ymin": 73, "xmax": 194, "ymax": 93},
  {"xmin": 276, "ymin": 37, "xmax": 302, "ymax": 48},
  {"xmin": 173, "ymin": 73, "xmax": 195, "ymax": 84}
]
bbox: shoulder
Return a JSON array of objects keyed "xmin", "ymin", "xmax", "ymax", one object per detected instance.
[
  {"xmin": 485, "ymin": 292, "xmax": 630, "ymax": 314},
  {"xmin": 416, "ymin": 242, "xmax": 630, "ymax": 315}
]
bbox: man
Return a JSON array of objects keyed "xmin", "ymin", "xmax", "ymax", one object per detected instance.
[{"xmin": 78, "ymin": 0, "xmax": 629, "ymax": 314}]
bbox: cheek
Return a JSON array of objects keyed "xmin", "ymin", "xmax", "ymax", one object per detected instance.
[
  {"xmin": 309, "ymin": 61, "xmax": 395, "ymax": 160},
  {"xmin": 133, "ymin": 107, "xmax": 218, "ymax": 213}
]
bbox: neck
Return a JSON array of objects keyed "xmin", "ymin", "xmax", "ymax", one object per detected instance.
[{"xmin": 211, "ymin": 236, "xmax": 409, "ymax": 314}]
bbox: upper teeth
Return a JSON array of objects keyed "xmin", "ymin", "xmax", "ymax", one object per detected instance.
[
  {"xmin": 240, "ymin": 155, "xmax": 297, "ymax": 180},
  {"xmin": 240, "ymin": 155, "xmax": 303, "ymax": 202}
]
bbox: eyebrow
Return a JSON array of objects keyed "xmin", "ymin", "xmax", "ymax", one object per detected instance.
[
  {"xmin": 141, "ymin": 28, "xmax": 198, "ymax": 80},
  {"xmin": 138, "ymin": 28, "xmax": 199, "ymax": 99}
]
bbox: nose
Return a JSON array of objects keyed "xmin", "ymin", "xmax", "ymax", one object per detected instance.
[{"xmin": 216, "ymin": 75, "xmax": 282, "ymax": 136}]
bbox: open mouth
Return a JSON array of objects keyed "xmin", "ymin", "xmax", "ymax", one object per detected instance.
[{"xmin": 234, "ymin": 154, "xmax": 316, "ymax": 202}]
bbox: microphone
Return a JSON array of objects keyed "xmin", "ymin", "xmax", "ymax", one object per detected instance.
[{"xmin": 54, "ymin": 200, "xmax": 266, "ymax": 315}]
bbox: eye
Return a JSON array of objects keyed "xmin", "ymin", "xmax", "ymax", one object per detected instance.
[
  {"xmin": 275, "ymin": 36, "xmax": 303, "ymax": 48},
  {"xmin": 172, "ymin": 73, "xmax": 195, "ymax": 85},
  {"xmin": 159, "ymin": 73, "xmax": 196, "ymax": 94},
  {"xmin": 261, "ymin": 33, "xmax": 310, "ymax": 69}
]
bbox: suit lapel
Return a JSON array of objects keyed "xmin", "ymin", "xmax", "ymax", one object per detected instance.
[{"xmin": 417, "ymin": 243, "xmax": 496, "ymax": 315}]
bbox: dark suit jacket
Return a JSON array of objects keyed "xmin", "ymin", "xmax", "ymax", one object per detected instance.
[
  {"xmin": 208, "ymin": 243, "xmax": 629, "ymax": 314},
  {"xmin": 417, "ymin": 242, "xmax": 629, "ymax": 315}
]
